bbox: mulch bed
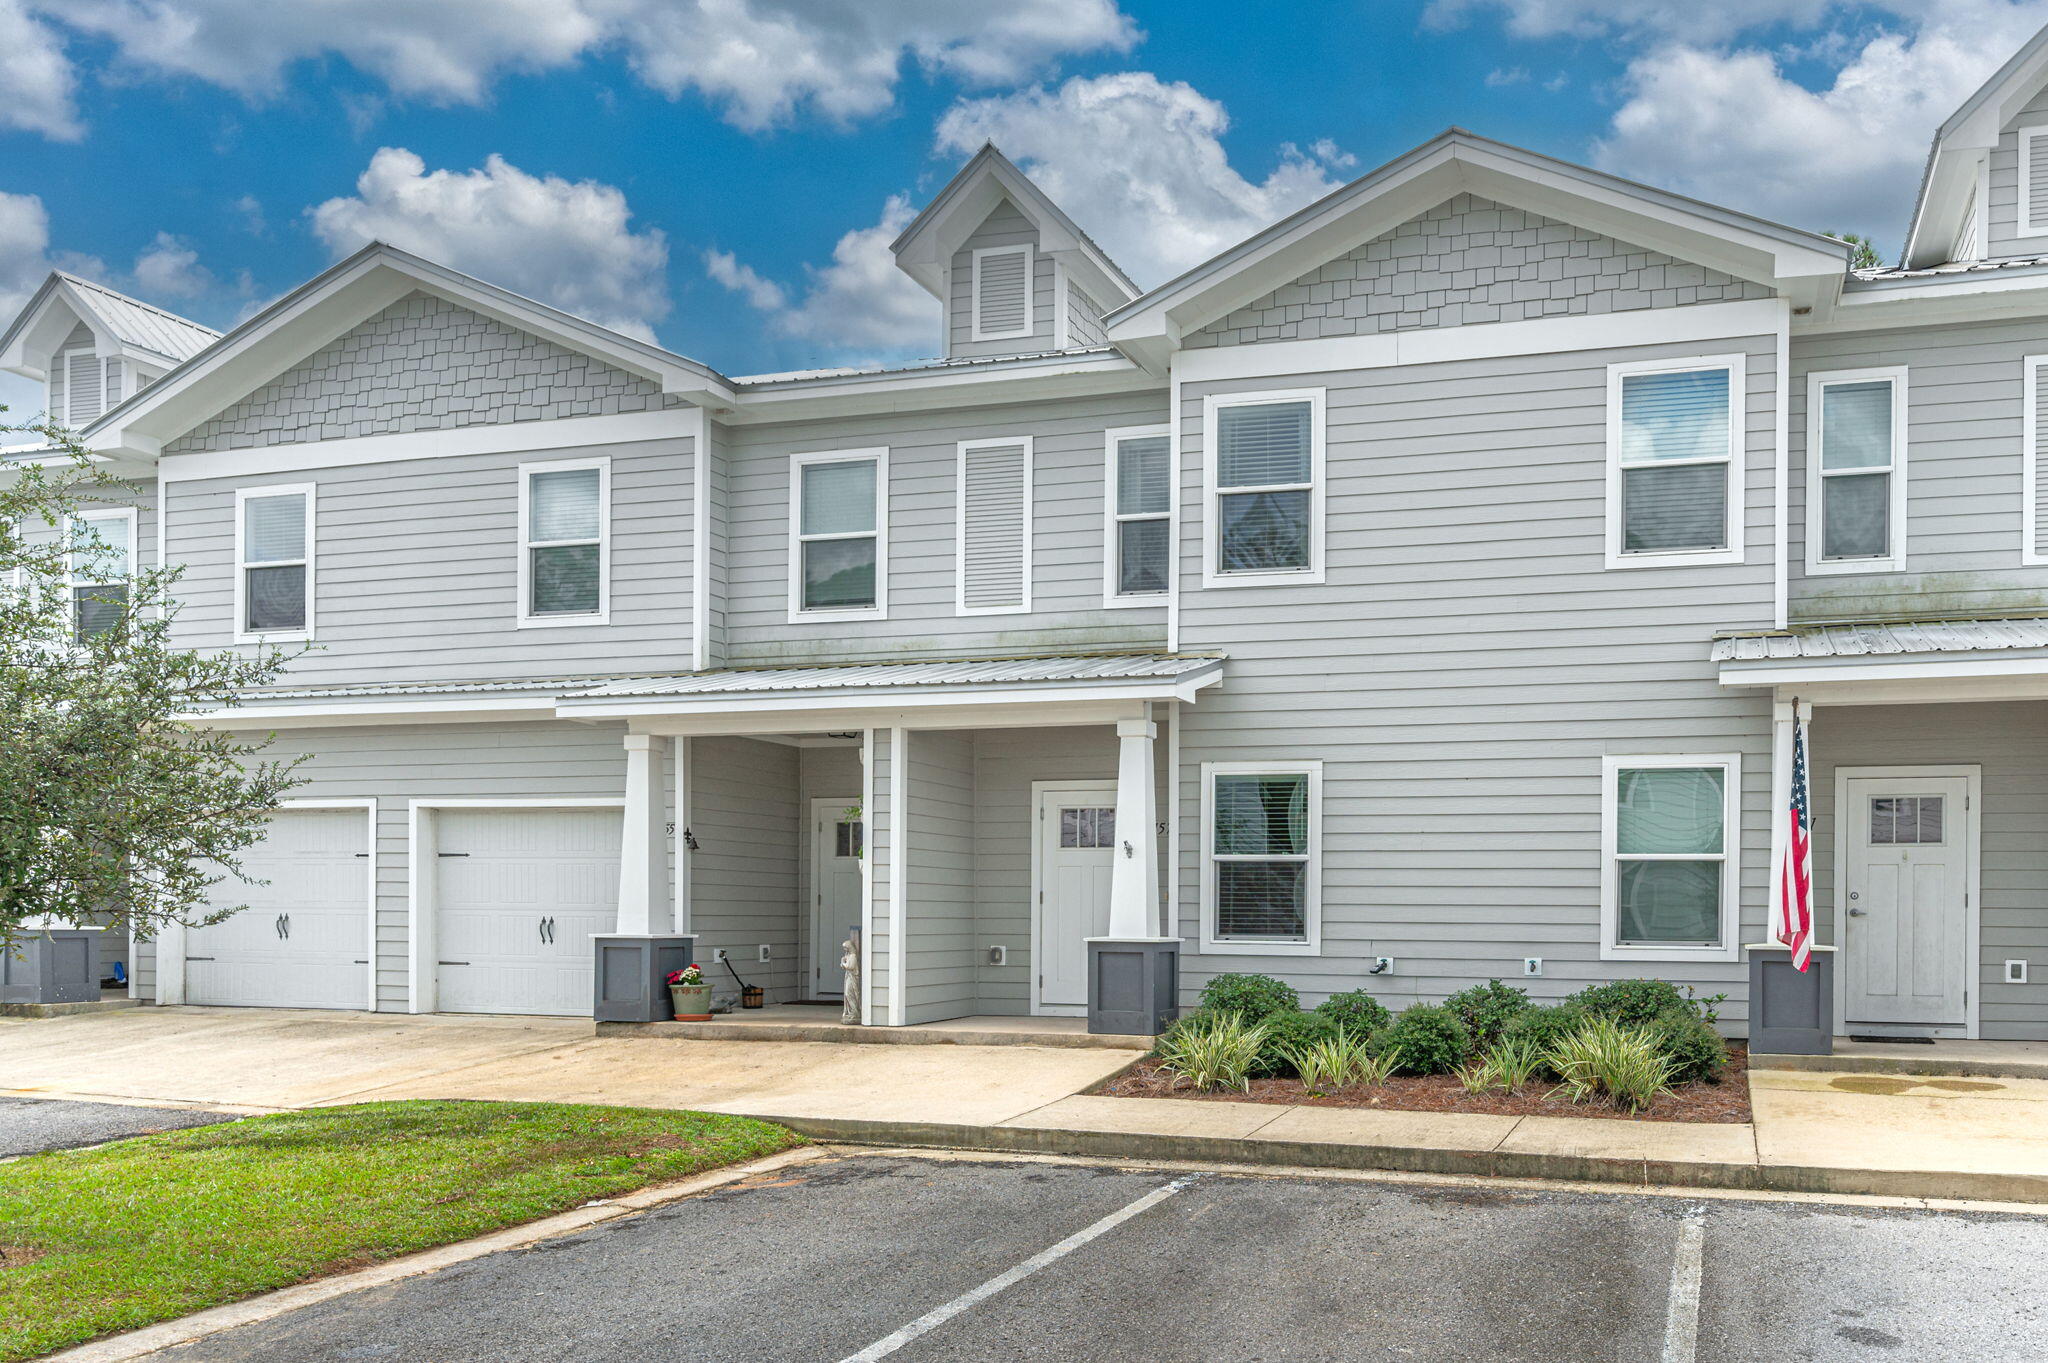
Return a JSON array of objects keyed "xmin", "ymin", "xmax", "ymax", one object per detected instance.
[{"xmin": 1096, "ymin": 1043, "xmax": 1751, "ymax": 1124}]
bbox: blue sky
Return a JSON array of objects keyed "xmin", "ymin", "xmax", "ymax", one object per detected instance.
[{"xmin": 4, "ymin": 0, "xmax": 2046, "ymax": 414}]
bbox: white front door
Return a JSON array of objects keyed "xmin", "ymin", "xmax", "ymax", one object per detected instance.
[
  {"xmin": 809, "ymin": 796, "xmax": 863, "ymax": 998},
  {"xmin": 1841, "ymin": 774, "xmax": 1972, "ymax": 1030},
  {"xmin": 434, "ymin": 807, "xmax": 621, "ymax": 1017},
  {"xmin": 1034, "ymin": 784, "xmax": 1118, "ymax": 1015},
  {"xmin": 186, "ymin": 807, "xmax": 369, "ymax": 1010}
]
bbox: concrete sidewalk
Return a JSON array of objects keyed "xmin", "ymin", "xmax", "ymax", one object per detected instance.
[{"xmin": 7, "ymin": 1007, "xmax": 2048, "ymax": 1203}]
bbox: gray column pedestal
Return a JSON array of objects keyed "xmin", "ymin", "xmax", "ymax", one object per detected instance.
[
  {"xmin": 1746, "ymin": 943, "xmax": 1835, "ymax": 1055},
  {"xmin": 0, "ymin": 928, "xmax": 103, "ymax": 1005},
  {"xmin": 592, "ymin": 934, "xmax": 698, "ymax": 1022},
  {"xmin": 1086, "ymin": 937, "xmax": 1179, "ymax": 1036}
]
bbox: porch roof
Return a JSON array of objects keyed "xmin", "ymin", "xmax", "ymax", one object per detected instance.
[
  {"xmin": 1713, "ymin": 618, "xmax": 2048, "ymax": 663},
  {"xmin": 568, "ymin": 652, "xmax": 1221, "ymax": 699},
  {"xmin": 1715, "ymin": 617, "xmax": 2048, "ymax": 702}
]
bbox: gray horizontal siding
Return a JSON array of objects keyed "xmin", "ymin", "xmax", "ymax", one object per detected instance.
[
  {"xmin": 904, "ymin": 729, "xmax": 976, "ymax": 1024},
  {"xmin": 1172, "ymin": 336, "xmax": 1780, "ymax": 1017},
  {"xmin": 1788, "ymin": 316, "xmax": 2048, "ymax": 621},
  {"xmin": 164, "ymin": 434, "xmax": 694, "ymax": 684},
  {"xmin": 688, "ymin": 736, "xmax": 801, "ymax": 1001},
  {"xmin": 1986, "ymin": 86, "xmax": 2048, "ymax": 260},
  {"xmin": 721, "ymin": 391, "xmax": 1168, "ymax": 665}
]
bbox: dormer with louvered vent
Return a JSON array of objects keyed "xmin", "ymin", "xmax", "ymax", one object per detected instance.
[{"xmin": 0, "ymin": 271, "xmax": 216, "ymax": 429}]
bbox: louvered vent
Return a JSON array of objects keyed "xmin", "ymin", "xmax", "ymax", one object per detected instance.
[
  {"xmin": 65, "ymin": 352, "xmax": 102, "ymax": 425},
  {"xmin": 103, "ymin": 359, "xmax": 123, "ymax": 408},
  {"xmin": 973, "ymin": 247, "xmax": 1031, "ymax": 340},
  {"xmin": 2035, "ymin": 359, "xmax": 2048, "ymax": 561},
  {"xmin": 2027, "ymin": 131, "xmax": 2048, "ymax": 237},
  {"xmin": 959, "ymin": 441, "xmax": 1029, "ymax": 612}
]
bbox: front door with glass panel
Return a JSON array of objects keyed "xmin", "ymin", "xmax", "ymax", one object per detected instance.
[
  {"xmin": 809, "ymin": 797, "xmax": 863, "ymax": 998},
  {"xmin": 1842, "ymin": 775, "xmax": 1971, "ymax": 1030},
  {"xmin": 1034, "ymin": 785, "xmax": 1118, "ymax": 1014}
]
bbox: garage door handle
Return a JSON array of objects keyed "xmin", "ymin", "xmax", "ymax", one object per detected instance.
[
  {"xmin": 281, "ymin": 914, "xmax": 290, "ymax": 940},
  {"xmin": 186, "ymin": 956, "xmax": 215, "ymax": 961},
  {"xmin": 438, "ymin": 960, "xmax": 471, "ymax": 966},
  {"xmin": 274, "ymin": 914, "xmax": 284, "ymax": 939},
  {"xmin": 438, "ymin": 852, "xmax": 469, "ymax": 858}
]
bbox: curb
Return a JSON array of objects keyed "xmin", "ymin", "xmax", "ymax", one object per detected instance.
[
  {"xmin": 756, "ymin": 1113, "xmax": 2048, "ymax": 1206},
  {"xmin": 596, "ymin": 1019, "xmax": 1153, "ymax": 1051}
]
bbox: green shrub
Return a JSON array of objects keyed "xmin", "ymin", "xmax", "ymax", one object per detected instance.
[
  {"xmin": 1567, "ymin": 978, "xmax": 1693, "ymax": 1027},
  {"xmin": 1648, "ymin": 1014, "xmax": 1729, "ymax": 1084},
  {"xmin": 1315, "ymin": 989, "xmax": 1392, "ymax": 1036},
  {"xmin": 1154, "ymin": 1011, "xmax": 1269, "ymax": 1093},
  {"xmin": 1547, "ymin": 1017, "xmax": 1675, "ymax": 1113},
  {"xmin": 1443, "ymin": 980, "xmax": 1531, "ymax": 1049},
  {"xmin": 1382, "ymin": 1004, "xmax": 1470, "ymax": 1075},
  {"xmin": 1252, "ymin": 1009, "xmax": 1340, "ymax": 1077},
  {"xmin": 1199, "ymin": 973, "xmax": 1300, "ymax": 1023},
  {"xmin": 1500, "ymin": 1004, "xmax": 1585, "ymax": 1070}
]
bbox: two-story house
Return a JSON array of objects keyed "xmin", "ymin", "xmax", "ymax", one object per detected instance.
[{"xmin": 15, "ymin": 26, "xmax": 2048, "ymax": 1041}]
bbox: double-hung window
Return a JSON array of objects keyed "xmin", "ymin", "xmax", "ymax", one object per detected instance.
[
  {"xmin": 1606, "ymin": 357, "xmax": 1744, "ymax": 568},
  {"xmin": 1105, "ymin": 425, "xmax": 1171, "ymax": 603},
  {"xmin": 1601, "ymin": 754, "xmax": 1740, "ymax": 961},
  {"xmin": 1202, "ymin": 761, "xmax": 1321, "ymax": 954},
  {"xmin": 1203, "ymin": 389, "xmax": 1324, "ymax": 586},
  {"xmin": 1807, "ymin": 369, "xmax": 1906, "ymax": 573},
  {"xmin": 519, "ymin": 458, "xmax": 608, "ymax": 625},
  {"xmin": 67, "ymin": 508, "xmax": 135, "ymax": 641},
  {"xmin": 236, "ymin": 485, "xmax": 314, "ymax": 640},
  {"xmin": 790, "ymin": 449, "xmax": 886, "ymax": 620}
]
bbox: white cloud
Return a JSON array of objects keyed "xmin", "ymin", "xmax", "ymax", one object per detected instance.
[
  {"xmin": 934, "ymin": 72, "xmax": 1352, "ymax": 285},
  {"xmin": 308, "ymin": 147, "xmax": 671, "ymax": 339},
  {"xmin": 131, "ymin": 232, "xmax": 212, "ymax": 297},
  {"xmin": 1591, "ymin": 3, "xmax": 2048, "ymax": 239},
  {"xmin": 233, "ymin": 195, "xmax": 266, "ymax": 236},
  {"xmin": 0, "ymin": 191, "xmax": 57, "ymax": 324},
  {"xmin": 1485, "ymin": 66, "xmax": 1531, "ymax": 86},
  {"xmin": 702, "ymin": 248, "xmax": 787, "ymax": 311},
  {"xmin": 1424, "ymin": 0, "xmax": 1837, "ymax": 42},
  {"xmin": 0, "ymin": 0, "xmax": 81, "ymax": 140},
  {"xmin": 37, "ymin": 0, "xmax": 1138, "ymax": 135},
  {"xmin": 761, "ymin": 194, "xmax": 938, "ymax": 353}
]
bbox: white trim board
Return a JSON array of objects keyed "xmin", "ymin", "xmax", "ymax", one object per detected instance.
[
  {"xmin": 1829, "ymin": 764, "xmax": 1982, "ymax": 1040},
  {"xmin": 1174, "ymin": 299, "xmax": 1784, "ymax": 385},
  {"xmin": 404, "ymin": 797, "xmax": 627, "ymax": 1015},
  {"xmin": 1030, "ymin": 779, "xmax": 1120, "ymax": 1016},
  {"xmin": 157, "ymin": 409, "xmax": 694, "ymax": 483}
]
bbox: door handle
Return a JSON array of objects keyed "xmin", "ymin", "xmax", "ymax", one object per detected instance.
[{"xmin": 1848, "ymin": 907, "xmax": 1868, "ymax": 916}]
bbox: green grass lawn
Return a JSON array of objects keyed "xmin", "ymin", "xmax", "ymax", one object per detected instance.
[{"xmin": 0, "ymin": 1100, "xmax": 803, "ymax": 1362}]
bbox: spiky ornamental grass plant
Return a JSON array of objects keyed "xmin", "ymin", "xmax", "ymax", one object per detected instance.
[
  {"xmin": 0, "ymin": 417, "xmax": 305, "ymax": 955},
  {"xmin": 1285, "ymin": 1027, "xmax": 1381, "ymax": 1096},
  {"xmin": 1545, "ymin": 1017, "xmax": 1677, "ymax": 1114},
  {"xmin": 1155, "ymin": 1012, "xmax": 1270, "ymax": 1093}
]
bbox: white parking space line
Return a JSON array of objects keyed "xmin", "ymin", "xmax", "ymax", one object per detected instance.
[
  {"xmin": 1661, "ymin": 1204, "xmax": 1707, "ymax": 1363},
  {"xmin": 835, "ymin": 1172, "xmax": 1205, "ymax": 1363}
]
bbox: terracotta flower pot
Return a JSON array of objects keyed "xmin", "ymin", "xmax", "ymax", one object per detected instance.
[{"xmin": 669, "ymin": 983, "xmax": 713, "ymax": 1021}]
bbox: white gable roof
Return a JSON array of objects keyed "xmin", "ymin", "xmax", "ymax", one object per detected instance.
[
  {"xmin": 0, "ymin": 272, "xmax": 219, "ymax": 379},
  {"xmin": 891, "ymin": 144, "xmax": 1138, "ymax": 309},
  {"xmin": 1903, "ymin": 22, "xmax": 2048, "ymax": 268}
]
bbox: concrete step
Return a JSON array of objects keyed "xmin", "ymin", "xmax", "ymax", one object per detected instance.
[
  {"xmin": 1754, "ymin": 1040, "xmax": 2048, "ymax": 1082},
  {"xmin": 0, "ymin": 997, "xmax": 145, "ymax": 1019}
]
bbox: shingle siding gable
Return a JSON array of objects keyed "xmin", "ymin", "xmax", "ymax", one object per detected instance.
[
  {"xmin": 164, "ymin": 291, "xmax": 673, "ymax": 453},
  {"xmin": 1185, "ymin": 194, "xmax": 1775, "ymax": 349}
]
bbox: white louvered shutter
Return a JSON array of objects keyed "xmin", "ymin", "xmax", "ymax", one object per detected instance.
[
  {"xmin": 65, "ymin": 352, "xmax": 102, "ymax": 425},
  {"xmin": 103, "ymin": 359, "xmax": 123, "ymax": 407},
  {"xmin": 2035, "ymin": 359, "xmax": 2048, "ymax": 561},
  {"xmin": 960, "ymin": 441, "xmax": 1029, "ymax": 612},
  {"xmin": 973, "ymin": 248, "xmax": 1031, "ymax": 339},
  {"xmin": 2027, "ymin": 131, "xmax": 2048, "ymax": 237}
]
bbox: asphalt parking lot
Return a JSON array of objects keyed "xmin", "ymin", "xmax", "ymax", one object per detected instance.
[
  {"xmin": 0, "ymin": 1095, "xmax": 235, "ymax": 1157},
  {"xmin": 137, "ymin": 1152, "xmax": 2048, "ymax": 1363}
]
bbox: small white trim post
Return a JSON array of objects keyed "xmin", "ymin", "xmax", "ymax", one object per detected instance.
[
  {"xmin": 617, "ymin": 734, "xmax": 670, "ymax": 936},
  {"xmin": 1107, "ymin": 717, "xmax": 1160, "ymax": 938}
]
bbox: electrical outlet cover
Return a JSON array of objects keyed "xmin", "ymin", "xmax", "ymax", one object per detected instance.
[{"xmin": 757, "ymin": 944, "xmax": 772, "ymax": 962}]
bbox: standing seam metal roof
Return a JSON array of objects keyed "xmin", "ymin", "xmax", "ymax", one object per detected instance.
[
  {"xmin": 569, "ymin": 654, "xmax": 1222, "ymax": 699},
  {"xmin": 1712, "ymin": 618, "xmax": 2048, "ymax": 662},
  {"xmin": 60, "ymin": 273, "xmax": 219, "ymax": 363}
]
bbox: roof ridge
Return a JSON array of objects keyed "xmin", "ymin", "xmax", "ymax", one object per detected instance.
[{"xmin": 55, "ymin": 271, "xmax": 221, "ymax": 337}]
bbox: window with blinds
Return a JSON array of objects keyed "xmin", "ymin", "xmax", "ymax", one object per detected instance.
[
  {"xmin": 971, "ymin": 245, "xmax": 1033, "ymax": 341},
  {"xmin": 1205, "ymin": 763, "xmax": 1320, "ymax": 949},
  {"xmin": 957, "ymin": 438, "xmax": 1031, "ymax": 614},
  {"xmin": 793, "ymin": 451, "xmax": 884, "ymax": 617},
  {"xmin": 1809, "ymin": 372, "xmax": 1903, "ymax": 570},
  {"xmin": 521, "ymin": 461, "xmax": 607, "ymax": 622},
  {"xmin": 1207, "ymin": 391, "xmax": 1322, "ymax": 581},
  {"xmin": 1610, "ymin": 360, "xmax": 1740, "ymax": 563},
  {"xmin": 239, "ymin": 487, "xmax": 313, "ymax": 636},
  {"xmin": 1606, "ymin": 759, "xmax": 1735, "ymax": 954},
  {"xmin": 1106, "ymin": 428, "xmax": 1170, "ymax": 601},
  {"xmin": 67, "ymin": 509, "xmax": 133, "ymax": 641}
]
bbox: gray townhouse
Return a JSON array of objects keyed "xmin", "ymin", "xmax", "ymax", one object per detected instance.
[{"xmin": 15, "ymin": 25, "xmax": 2048, "ymax": 1041}]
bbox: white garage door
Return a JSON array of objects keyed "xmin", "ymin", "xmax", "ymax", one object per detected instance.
[
  {"xmin": 434, "ymin": 807, "xmax": 621, "ymax": 1017},
  {"xmin": 186, "ymin": 807, "xmax": 370, "ymax": 1010}
]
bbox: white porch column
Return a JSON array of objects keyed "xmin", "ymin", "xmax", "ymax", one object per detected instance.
[
  {"xmin": 672, "ymin": 737, "xmax": 692, "ymax": 935},
  {"xmin": 1108, "ymin": 716, "xmax": 1160, "ymax": 939},
  {"xmin": 617, "ymin": 734, "xmax": 671, "ymax": 936}
]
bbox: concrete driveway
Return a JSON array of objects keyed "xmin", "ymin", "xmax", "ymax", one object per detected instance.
[
  {"xmin": 127, "ymin": 1152, "xmax": 2048, "ymax": 1363},
  {"xmin": 0, "ymin": 1007, "xmax": 1132, "ymax": 1126}
]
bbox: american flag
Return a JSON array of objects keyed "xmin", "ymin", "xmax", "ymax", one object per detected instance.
[{"xmin": 1776, "ymin": 712, "xmax": 1814, "ymax": 971}]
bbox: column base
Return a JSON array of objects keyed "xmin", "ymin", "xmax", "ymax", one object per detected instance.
[
  {"xmin": 0, "ymin": 928, "xmax": 103, "ymax": 1005},
  {"xmin": 1085, "ymin": 936, "xmax": 1180, "ymax": 1036},
  {"xmin": 1745, "ymin": 943, "xmax": 1835, "ymax": 1055},
  {"xmin": 592, "ymin": 934, "xmax": 697, "ymax": 1023}
]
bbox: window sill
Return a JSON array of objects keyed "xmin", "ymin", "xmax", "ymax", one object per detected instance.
[
  {"xmin": 1603, "ymin": 546, "xmax": 1743, "ymax": 571},
  {"xmin": 1101, "ymin": 593, "xmax": 1169, "ymax": 611},
  {"xmin": 1198, "ymin": 938, "xmax": 1321, "ymax": 957},
  {"xmin": 1804, "ymin": 556, "xmax": 1904, "ymax": 576},
  {"xmin": 1598, "ymin": 943, "xmax": 1740, "ymax": 964},
  {"xmin": 234, "ymin": 630, "xmax": 312, "ymax": 646},
  {"xmin": 1200, "ymin": 567, "xmax": 1325, "ymax": 590},
  {"xmin": 517, "ymin": 612, "xmax": 611, "ymax": 630},
  {"xmin": 789, "ymin": 606, "xmax": 886, "ymax": 624}
]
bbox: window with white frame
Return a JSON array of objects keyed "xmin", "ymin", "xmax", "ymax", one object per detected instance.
[
  {"xmin": 791, "ymin": 449, "xmax": 885, "ymax": 618},
  {"xmin": 1607, "ymin": 358, "xmax": 1743, "ymax": 567},
  {"xmin": 1204, "ymin": 390, "xmax": 1323, "ymax": 584},
  {"xmin": 237, "ymin": 485, "xmax": 313, "ymax": 638},
  {"xmin": 1807, "ymin": 370, "xmax": 1905, "ymax": 572},
  {"xmin": 1601, "ymin": 755, "xmax": 1740, "ymax": 959},
  {"xmin": 1105, "ymin": 426, "xmax": 1170, "ymax": 601},
  {"xmin": 971, "ymin": 244, "xmax": 1033, "ymax": 341},
  {"xmin": 67, "ymin": 508, "xmax": 134, "ymax": 640},
  {"xmin": 519, "ymin": 459, "xmax": 608, "ymax": 623},
  {"xmin": 1203, "ymin": 761, "xmax": 1321, "ymax": 952}
]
